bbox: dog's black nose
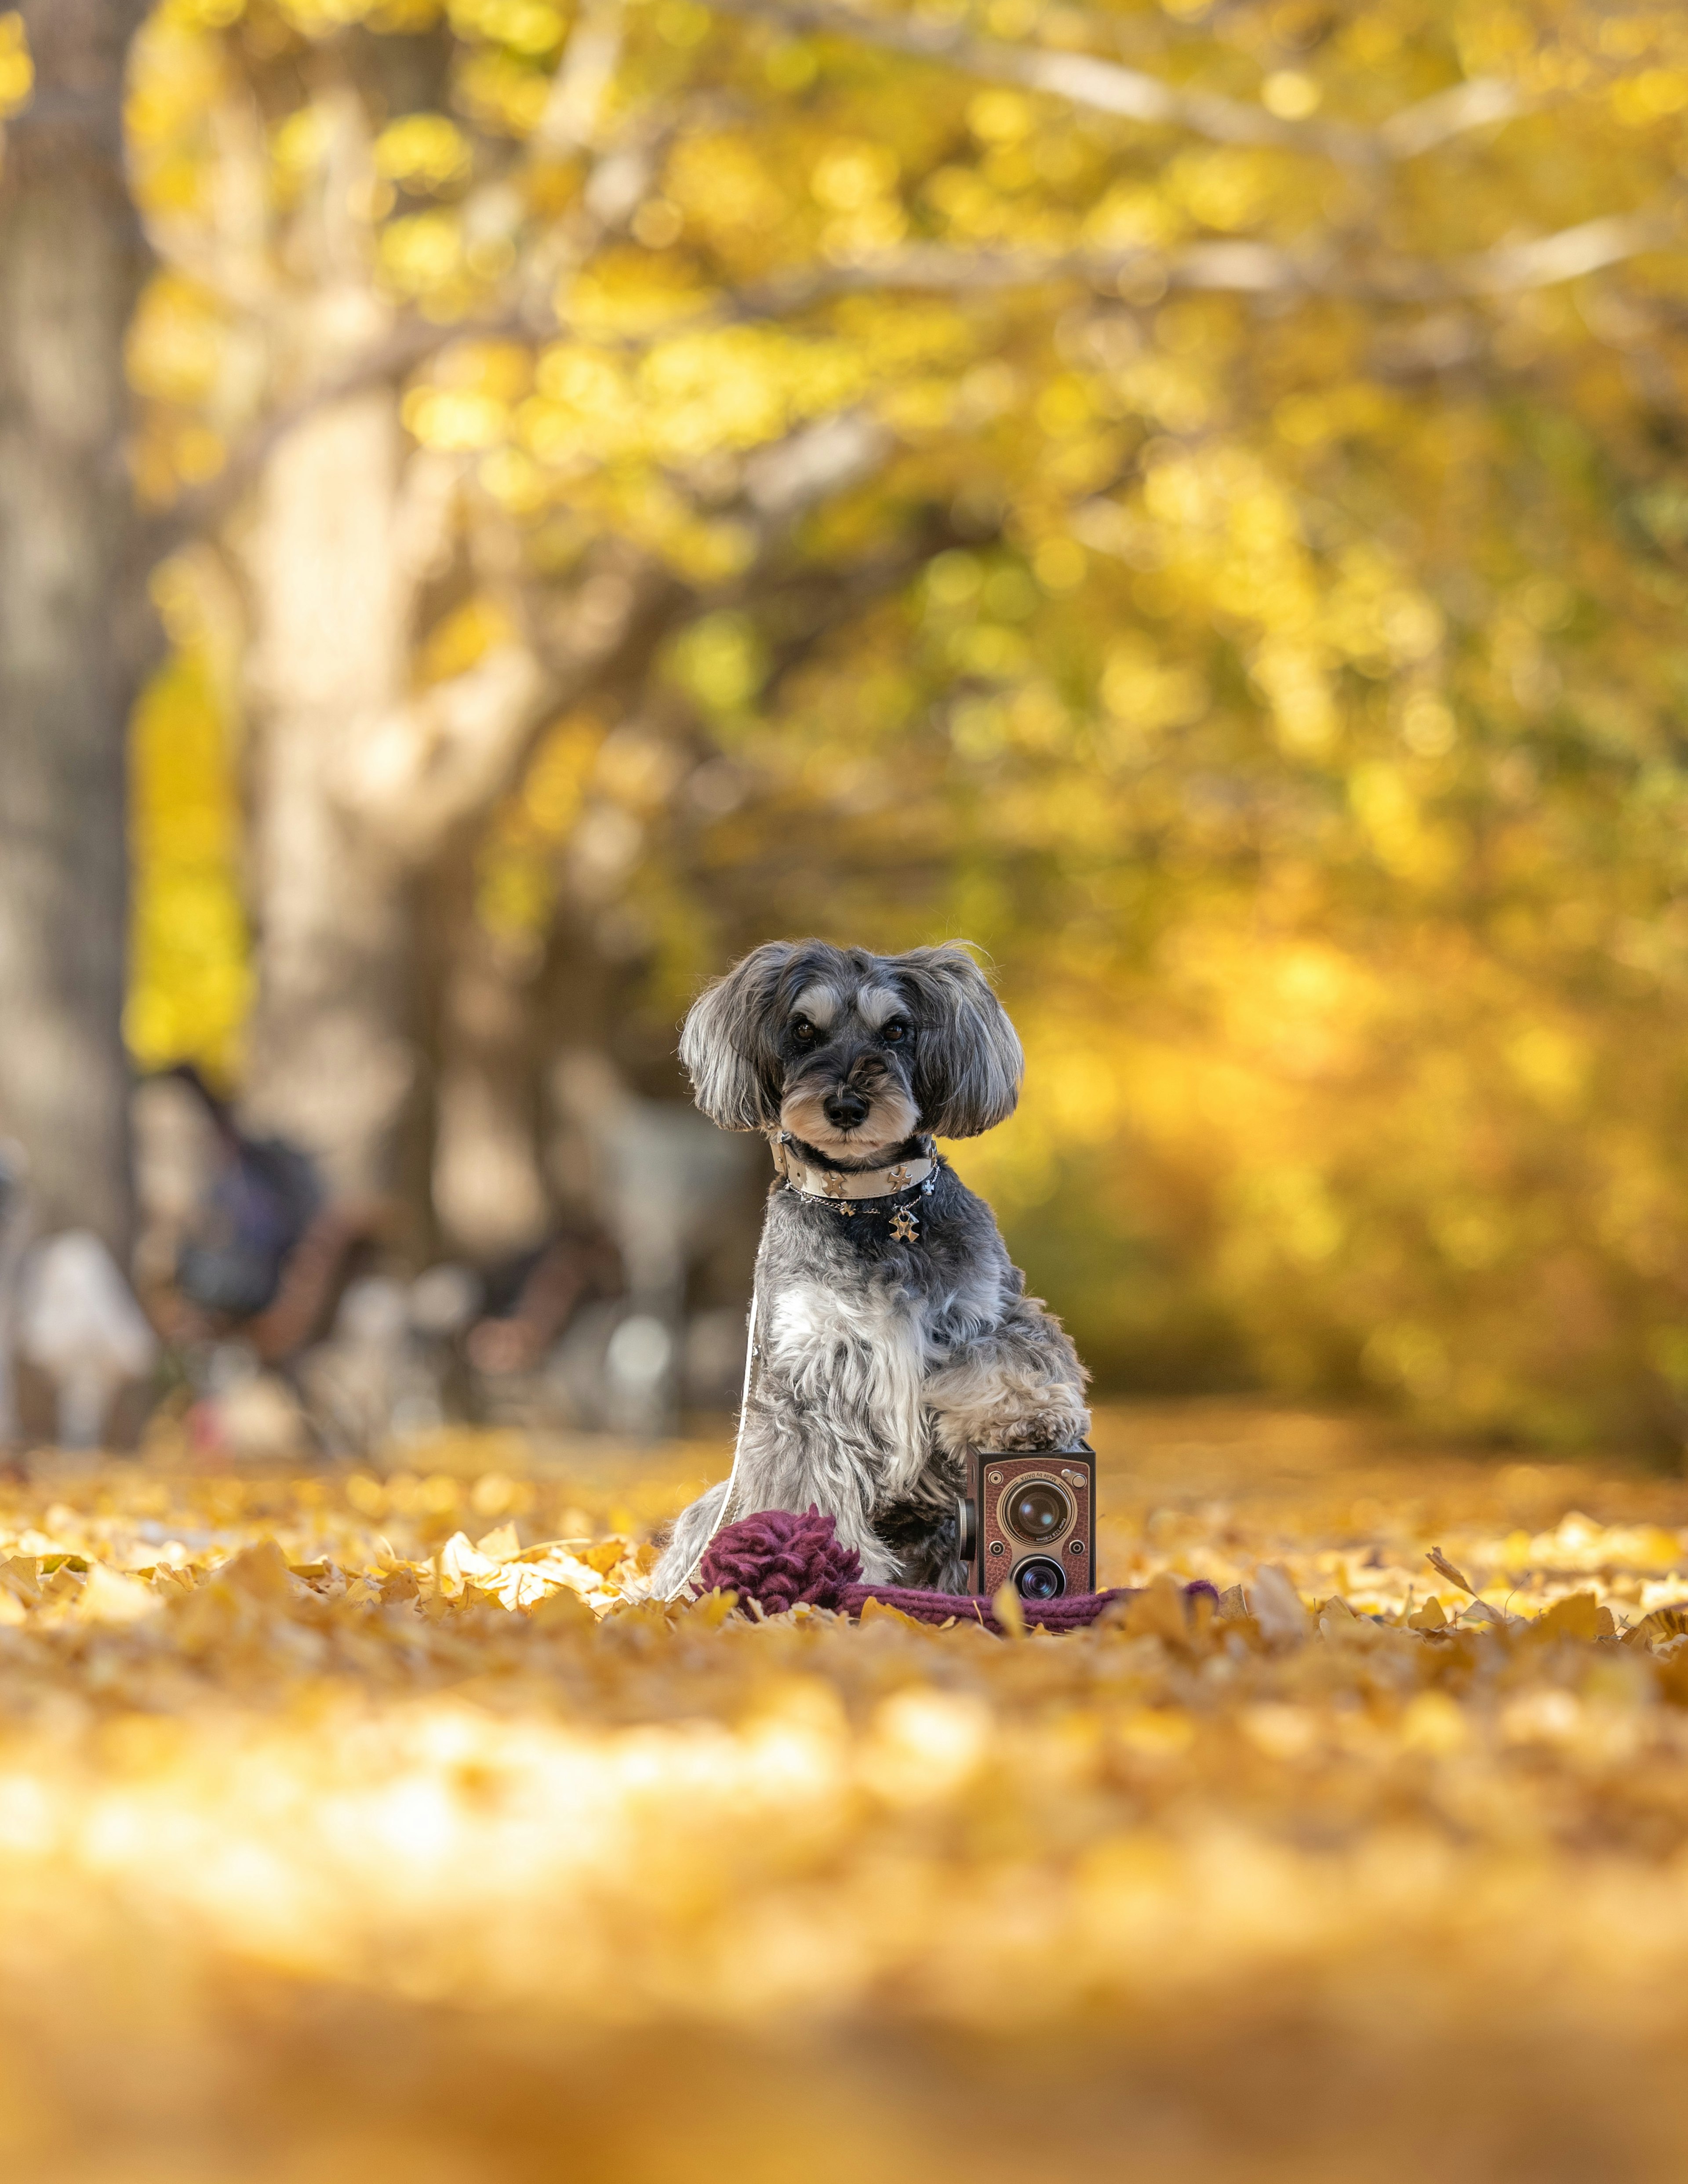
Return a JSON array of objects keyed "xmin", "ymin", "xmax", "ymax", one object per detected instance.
[{"xmin": 823, "ymin": 1086, "xmax": 870, "ymax": 1129}]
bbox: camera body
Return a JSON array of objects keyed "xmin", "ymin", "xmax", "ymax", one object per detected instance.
[{"xmin": 957, "ymin": 1444, "xmax": 1096, "ymax": 1602}]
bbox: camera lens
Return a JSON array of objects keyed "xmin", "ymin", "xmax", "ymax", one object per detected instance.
[
  {"xmin": 1003, "ymin": 1480, "xmax": 1072, "ymax": 1544},
  {"xmin": 1013, "ymin": 1556, "xmax": 1067, "ymax": 1601}
]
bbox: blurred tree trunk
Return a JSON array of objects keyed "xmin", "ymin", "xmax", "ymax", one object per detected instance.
[
  {"xmin": 239, "ymin": 356, "xmax": 415, "ymax": 1203},
  {"xmin": 236, "ymin": 350, "xmax": 555, "ymax": 1211},
  {"xmin": 234, "ymin": 82, "xmax": 417, "ymax": 1206},
  {"xmin": 233, "ymin": 79, "xmax": 554, "ymax": 1216},
  {"xmin": 424, "ymin": 843, "xmax": 550, "ymax": 1265},
  {"xmin": 0, "ymin": 0, "xmax": 148, "ymax": 1253}
]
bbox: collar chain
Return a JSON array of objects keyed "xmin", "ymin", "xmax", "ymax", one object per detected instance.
[{"xmin": 773, "ymin": 1135, "xmax": 940, "ymax": 1236}]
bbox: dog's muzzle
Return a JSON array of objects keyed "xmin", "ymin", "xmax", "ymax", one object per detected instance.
[{"xmin": 822, "ymin": 1084, "xmax": 871, "ymax": 1130}]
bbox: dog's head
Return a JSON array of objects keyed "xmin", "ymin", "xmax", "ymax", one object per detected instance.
[{"xmin": 680, "ymin": 941, "xmax": 1023, "ymax": 1159}]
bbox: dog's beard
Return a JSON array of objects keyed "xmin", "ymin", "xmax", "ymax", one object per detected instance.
[{"xmin": 779, "ymin": 1082, "xmax": 920, "ymax": 1163}]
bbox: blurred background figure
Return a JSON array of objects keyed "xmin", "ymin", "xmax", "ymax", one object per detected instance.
[
  {"xmin": 133, "ymin": 1065, "xmax": 322, "ymax": 1333},
  {"xmin": 5, "ymin": 0, "xmax": 1688, "ymax": 1455},
  {"xmin": 16, "ymin": 1231, "xmax": 157, "ymax": 1450}
]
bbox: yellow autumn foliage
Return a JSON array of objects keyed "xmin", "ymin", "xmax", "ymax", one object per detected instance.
[{"xmin": 104, "ymin": 0, "xmax": 1688, "ymax": 1443}]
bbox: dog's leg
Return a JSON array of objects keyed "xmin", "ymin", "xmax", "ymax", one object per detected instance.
[
  {"xmin": 650, "ymin": 1401, "xmax": 902, "ymax": 1594},
  {"xmin": 875, "ymin": 1480, "xmax": 966, "ymax": 1591},
  {"xmin": 649, "ymin": 1478, "xmax": 733, "ymax": 1596},
  {"xmin": 924, "ymin": 1296, "xmax": 1090, "ymax": 1462},
  {"xmin": 734, "ymin": 1396, "xmax": 902, "ymax": 1581}
]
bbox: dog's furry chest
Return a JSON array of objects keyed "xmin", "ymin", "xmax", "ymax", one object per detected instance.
[
  {"xmin": 762, "ymin": 1268, "xmax": 927, "ymax": 1480},
  {"xmin": 752, "ymin": 1175, "xmax": 1006, "ymax": 1490}
]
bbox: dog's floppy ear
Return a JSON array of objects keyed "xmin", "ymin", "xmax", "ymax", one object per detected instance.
[
  {"xmin": 892, "ymin": 943, "xmax": 1023, "ymax": 1138},
  {"xmin": 680, "ymin": 942, "xmax": 795, "ymax": 1130}
]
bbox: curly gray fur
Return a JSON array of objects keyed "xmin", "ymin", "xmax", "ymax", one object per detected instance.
[{"xmin": 654, "ymin": 942, "xmax": 1089, "ymax": 1595}]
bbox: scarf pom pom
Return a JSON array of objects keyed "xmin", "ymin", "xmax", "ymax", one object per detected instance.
[{"xmin": 696, "ymin": 1506, "xmax": 863, "ymax": 1613}]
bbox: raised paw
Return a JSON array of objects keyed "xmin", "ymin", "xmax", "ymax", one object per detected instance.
[{"xmin": 987, "ymin": 1409, "xmax": 1090, "ymax": 1453}]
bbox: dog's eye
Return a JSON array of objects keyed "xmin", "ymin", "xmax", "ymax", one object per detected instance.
[
  {"xmin": 792, "ymin": 1018, "xmax": 815, "ymax": 1043},
  {"xmin": 883, "ymin": 1021, "xmax": 909, "ymax": 1045}
]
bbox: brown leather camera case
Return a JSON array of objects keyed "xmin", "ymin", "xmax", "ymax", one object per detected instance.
[{"xmin": 962, "ymin": 1446, "xmax": 1095, "ymax": 1599}]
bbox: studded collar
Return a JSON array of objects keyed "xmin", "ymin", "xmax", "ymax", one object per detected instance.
[{"xmin": 772, "ymin": 1135, "xmax": 939, "ymax": 1230}]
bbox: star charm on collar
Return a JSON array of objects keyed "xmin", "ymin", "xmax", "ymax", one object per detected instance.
[{"xmin": 888, "ymin": 1207, "xmax": 919, "ymax": 1242}]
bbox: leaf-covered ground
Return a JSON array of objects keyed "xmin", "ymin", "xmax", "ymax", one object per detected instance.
[{"xmin": 7, "ymin": 1405, "xmax": 1688, "ymax": 2183}]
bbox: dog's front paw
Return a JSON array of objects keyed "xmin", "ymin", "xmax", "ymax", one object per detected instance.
[{"xmin": 988, "ymin": 1408, "xmax": 1090, "ymax": 1453}]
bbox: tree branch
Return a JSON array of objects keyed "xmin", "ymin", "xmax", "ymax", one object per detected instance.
[
  {"xmin": 532, "ymin": 0, "xmax": 625, "ymax": 154},
  {"xmin": 701, "ymin": 210, "xmax": 1684, "ymax": 318},
  {"xmin": 330, "ymin": 642, "xmax": 554, "ymax": 862},
  {"xmin": 143, "ymin": 314, "xmax": 483, "ymax": 555},
  {"xmin": 702, "ymin": 0, "xmax": 1522, "ymax": 166},
  {"xmin": 154, "ymin": 196, "xmax": 1681, "ymax": 571},
  {"xmin": 1457, "ymin": 208, "xmax": 1679, "ymax": 294},
  {"xmin": 1379, "ymin": 76, "xmax": 1527, "ymax": 160},
  {"xmin": 328, "ymin": 542, "xmax": 685, "ymax": 866}
]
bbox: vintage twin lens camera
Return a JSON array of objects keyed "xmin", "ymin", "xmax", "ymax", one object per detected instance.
[{"xmin": 958, "ymin": 1445, "xmax": 1096, "ymax": 1601}]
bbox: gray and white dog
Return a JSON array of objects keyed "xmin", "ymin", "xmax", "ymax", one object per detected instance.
[{"xmin": 652, "ymin": 940, "xmax": 1089, "ymax": 1595}]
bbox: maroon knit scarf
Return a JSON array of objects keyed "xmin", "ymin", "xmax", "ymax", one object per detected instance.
[{"xmin": 695, "ymin": 1505, "xmax": 1216, "ymax": 1635}]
